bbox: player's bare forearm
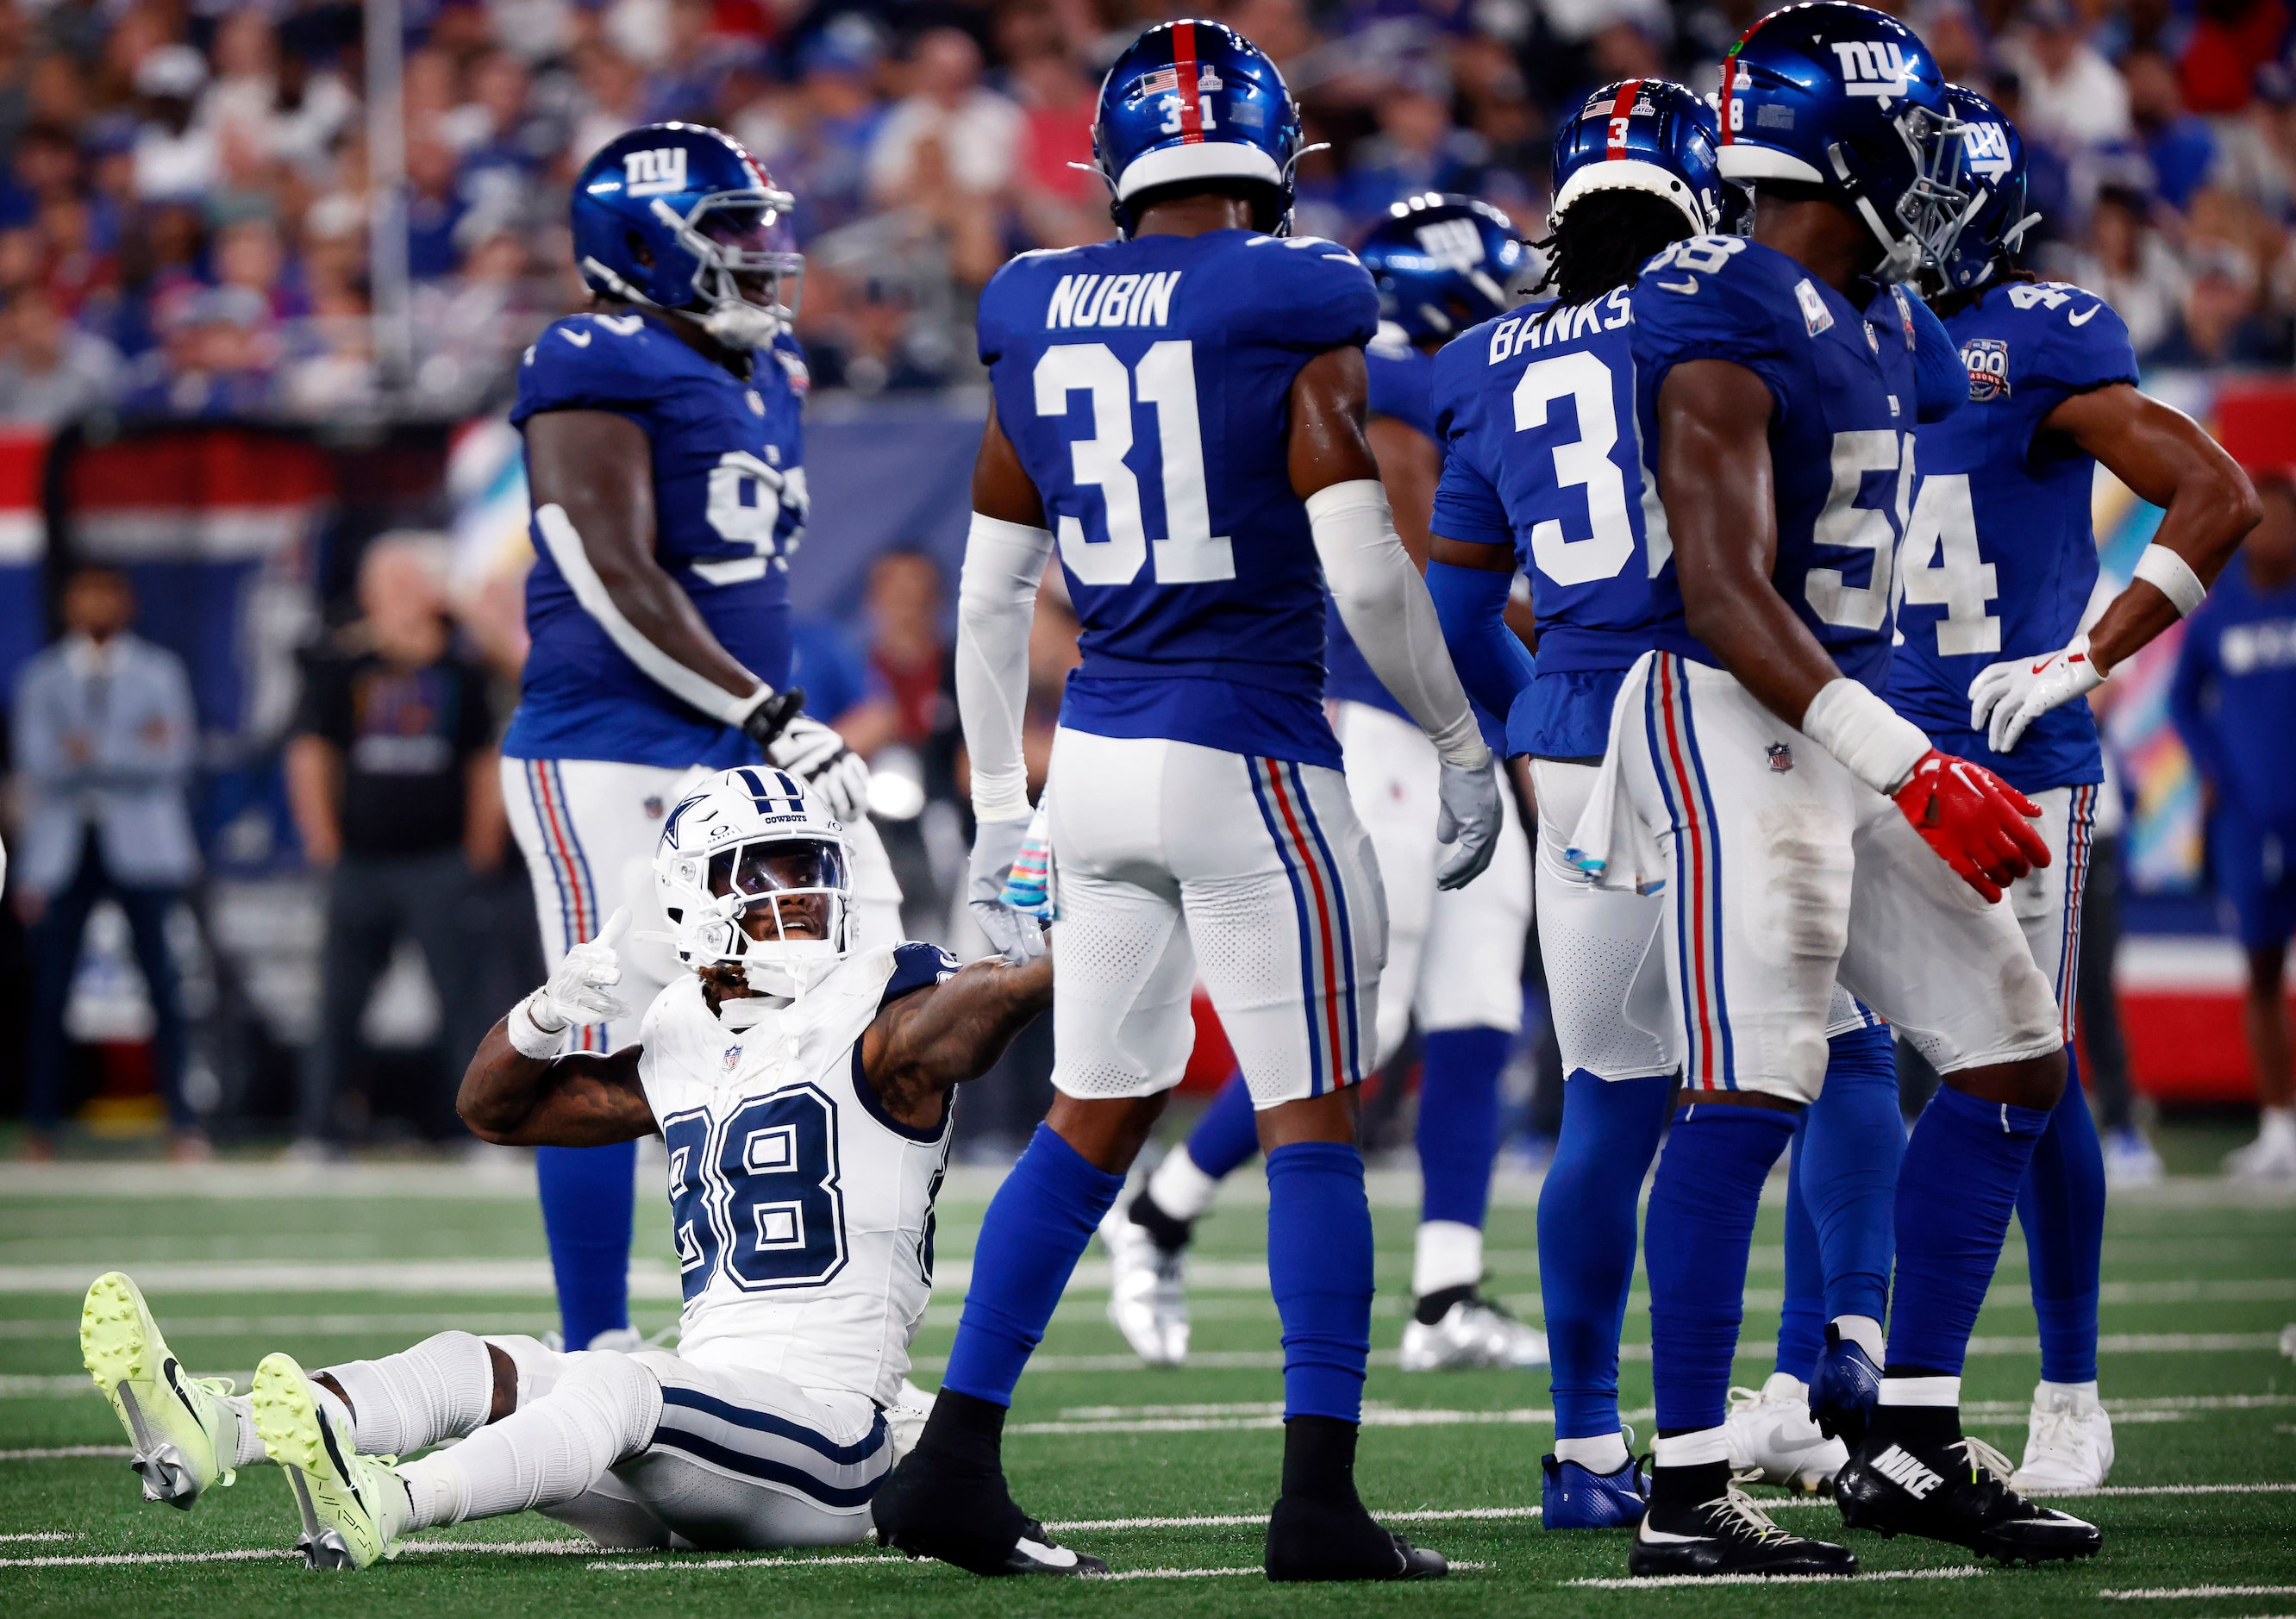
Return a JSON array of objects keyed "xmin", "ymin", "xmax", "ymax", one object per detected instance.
[
  {"xmin": 2049, "ymin": 384, "xmax": 2262, "ymax": 673},
  {"xmin": 1288, "ymin": 347, "xmax": 1383, "ymax": 497},
  {"xmin": 1659, "ymin": 359, "xmax": 1842, "ymax": 724},
  {"xmin": 1368, "ymin": 413, "xmax": 1442, "ymax": 567},
  {"xmin": 457, "ymin": 1022, "xmax": 656, "ymax": 1147},
  {"xmin": 861, "ymin": 948, "xmax": 1055, "ymax": 1125},
  {"xmin": 524, "ymin": 409, "xmax": 760, "ymax": 703}
]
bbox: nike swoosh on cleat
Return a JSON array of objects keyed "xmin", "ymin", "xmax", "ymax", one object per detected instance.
[
  {"xmin": 316, "ymin": 1412, "xmax": 365, "ymax": 1516},
  {"xmin": 1636, "ymin": 1525, "xmax": 1705, "ymax": 1544},
  {"xmin": 161, "ymin": 1360, "xmax": 203, "ymax": 1425},
  {"xmin": 1016, "ymin": 1538, "xmax": 1076, "ymax": 1567}
]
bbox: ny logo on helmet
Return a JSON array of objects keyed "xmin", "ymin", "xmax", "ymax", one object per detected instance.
[
  {"xmin": 624, "ymin": 147, "xmax": 689, "ymax": 197},
  {"xmin": 1415, "ymin": 217, "xmax": 1486, "ymax": 269},
  {"xmin": 1830, "ymin": 41, "xmax": 1915, "ymax": 100},
  {"xmin": 1963, "ymin": 121, "xmax": 2013, "ymax": 180}
]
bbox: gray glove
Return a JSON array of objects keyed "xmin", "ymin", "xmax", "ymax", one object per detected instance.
[
  {"xmin": 1434, "ymin": 756, "xmax": 1504, "ymax": 891},
  {"xmin": 768, "ymin": 716, "xmax": 870, "ymax": 822},
  {"xmin": 967, "ymin": 814, "xmax": 1045, "ymax": 964}
]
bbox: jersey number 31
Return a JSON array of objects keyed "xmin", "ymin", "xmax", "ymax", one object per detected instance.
[{"xmin": 1035, "ymin": 341, "xmax": 1235, "ymax": 587}]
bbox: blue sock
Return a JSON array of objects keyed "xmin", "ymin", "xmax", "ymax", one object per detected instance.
[
  {"xmin": 2016, "ymin": 1047, "xmax": 2105, "ymax": 1384},
  {"xmin": 1539, "ymin": 1072, "xmax": 1673, "ymax": 1438},
  {"xmin": 942, "ymin": 1123, "xmax": 1125, "ymax": 1407},
  {"xmin": 1779, "ymin": 1123, "xmax": 1825, "ymax": 1384},
  {"xmin": 1184, "ymin": 1069, "xmax": 1262, "ymax": 1181},
  {"xmin": 1802, "ymin": 1022, "xmax": 1903, "ymax": 1327},
  {"xmin": 536, "ymin": 1142, "xmax": 636, "ymax": 1348},
  {"xmin": 1646, "ymin": 1104, "xmax": 1796, "ymax": 1434},
  {"xmin": 1267, "ymin": 1141, "xmax": 1374, "ymax": 1422},
  {"xmin": 1888, "ymin": 1084, "xmax": 2053, "ymax": 1377},
  {"xmin": 1417, "ymin": 1027, "xmax": 1511, "ymax": 1228}
]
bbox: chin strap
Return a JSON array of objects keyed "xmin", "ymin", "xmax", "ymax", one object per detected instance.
[{"xmin": 1827, "ymin": 141, "xmax": 1924, "ymax": 284}]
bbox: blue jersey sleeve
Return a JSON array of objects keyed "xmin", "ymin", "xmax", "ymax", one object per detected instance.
[
  {"xmin": 511, "ymin": 315, "xmax": 677, "ymax": 426},
  {"xmin": 2023, "ymin": 284, "xmax": 2139, "ymax": 409},
  {"xmin": 1238, "ymin": 236, "xmax": 1379, "ymax": 355},
  {"xmin": 881, "ymin": 941, "xmax": 961, "ymax": 1008},
  {"xmin": 1627, "ymin": 239, "xmax": 1802, "ymax": 420},
  {"xmin": 1430, "ymin": 449, "xmax": 1513, "ymax": 551},
  {"xmin": 1905, "ymin": 290, "xmax": 1964, "ymax": 423},
  {"xmin": 1365, "ymin": 336, "xmax": 1436, "ymax": 438}
]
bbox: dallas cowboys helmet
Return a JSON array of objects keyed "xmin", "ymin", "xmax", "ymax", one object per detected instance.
[
  {"xmin": 1548, "ymin": 77, "xmax": 1727, "ymax": 236},
  {"xmin": 1358, "ymin": 193, "xmax": 1529, "ymax": 344},
  {"xmin": 1717, "ymin": 1, "xmax": 1970, "ymax": 282},
  {"xmin": 1934, "ymin": 84, "xmax": 2042, "ymax": 293},
  {"xmin": 570, "ymin": 122, "xmax": 803, "ymax": 349},
  {"xmin": 1089, "ymin": 19, "xmax": 1306, "ymax": 236},
  {"xmin": 655, "ymin": 767, "xmax": 852, "ymax": 1000}
]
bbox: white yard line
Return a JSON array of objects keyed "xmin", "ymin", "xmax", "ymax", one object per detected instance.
[
  {"xmin": 0, "ymin": 1537, "xmax": 613, "ymax": 1569},
  {"xmin": 1572, "ymin": 1566, "xmax": 1990, "ymax": 1590},
  {"xmin": 2104, "ymin": 1586, "xmax": 2296, "ymax": 1601},
  {"xmin": 0, "ymin": 1533, "xmax": 72, "ymax": 1543},
  {"xmin": 0, "ymin": 1445, "xmax": 130, "ymax": 1460}
]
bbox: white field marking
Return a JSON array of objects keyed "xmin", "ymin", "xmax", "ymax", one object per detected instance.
[
  {"xmin": 1013, "ymin": 1405, "xmax": 1559, "ymax": 1436},
  {"xmin": 1041, "ymin": 1506, "xmax": 1542, "ymax": 1534},
  {"xmin": 591, "ymin": 1557, "xmax": 1488, "ymax": 1580},
  {"xmin": 2104, "ymin": 1587, "xmax": 2296, "ymax": 1601},
  {"xmin": 0, "ymin": 1260, "xmax": 686, "ymax": 1298},
  {"xmin": 1572, "ymin": 1566, "xmax": 1989, "ymax": 1591},
  {"xmin": 0, "ymin": 1446, "xmax": 130, "ymax": 1460},
  {"xmin": 0, "ymin": 1533, "xmax": 73, "ymax": 1543},
  {"xmin": 0, "ymin": 1311, "xmax": 566, "ymax": 1341},
  {"xmin": 0, "ymin": 1537, "xmax": 611, "ymax": 1570}
]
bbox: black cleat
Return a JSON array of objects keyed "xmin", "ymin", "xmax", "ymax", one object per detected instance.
[
  {"xmin": 870, "ymin": 1446, "xmax": 1108, "ymax": 1577},
  {"xmin": 1627, "ymin": 1481, "xmax": 1857, "ymax": 1578},
  {"xmin": 1266, "ymin": 1493, "xmax": 1448, "ymax": 1582},
  {"xmin": 1836, "ymin": 1432, "xmax": 2101, "ymax": 1564}
]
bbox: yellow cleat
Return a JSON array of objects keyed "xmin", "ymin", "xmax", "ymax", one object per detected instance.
[
  {"xmin": 251, "ymin": 1353, "xmax": 410, "ymax": 1569},
  {"xmin": 79, "ymin": 1271, "xmax": 240, "ymax": 1509}
]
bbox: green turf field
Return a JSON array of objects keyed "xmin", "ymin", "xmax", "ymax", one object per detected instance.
[{"xmin": 2, "ymin": 1125, "xmax": 2292, "ymax": 1617}]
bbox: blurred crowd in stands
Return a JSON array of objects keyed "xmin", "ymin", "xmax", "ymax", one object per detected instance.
[{"xmin": 3, "ymin": 0, "xmax": 2294, "ymax": 426}]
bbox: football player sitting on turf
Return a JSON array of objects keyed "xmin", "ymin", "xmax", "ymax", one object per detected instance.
[{"xmin": 78, "ymin": 769, "xmax": 1053, "ymax": 1569}]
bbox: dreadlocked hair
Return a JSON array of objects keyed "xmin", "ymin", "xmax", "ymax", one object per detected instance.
[
  {"xmin": 1930, "ymin": 266, "xmax": 2036, "ymax": 320},
  {"xmin": 1529, "ymin": 190, "xmax": 1694, "ymax": 312}
]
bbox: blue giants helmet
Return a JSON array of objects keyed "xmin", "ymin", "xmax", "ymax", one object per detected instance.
[
  {"xmin": 1090, "ymin": 20, "xmax": 1305, "ymax": 236},
  {"xmin": 1717, "ymin": 2, "xmax": 1969, "ymax": 282},
  {"xmin": 1548, "ymin": 78, "xmax": 1726, "ymax": 237},
  {"xmin": 570, "ymin": 122, "xmax": 803, "ymax": 348},
  {"xmin": 1934, "ymin": 84, "xmax": 2041, "ymax": 292},
  {"xmin": 1358, "ymin": 194, "xmax": 1529, "ymax": 343}
]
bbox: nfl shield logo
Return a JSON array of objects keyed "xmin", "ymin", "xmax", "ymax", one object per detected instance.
[
  {"xmin": 1964, "ymin": 337, "xmax": 2011, "ymax": 402},
  {"xmin": 1767, "ymin": 742, "xmax": 1794, "ymax": 773},
  {"xmin": 723, "ymin": 1045, "xmax": 742, "ymax": 1073}
]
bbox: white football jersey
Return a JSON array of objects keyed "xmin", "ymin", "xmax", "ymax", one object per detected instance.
[{"xmin": 637, "ymin": 942, "xmax": 958, "ymax": 1405}]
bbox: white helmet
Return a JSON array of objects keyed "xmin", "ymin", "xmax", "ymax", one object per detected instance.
[{"xmin": 655, "ymin": 766, "xmax": 852, "ymax": 999}]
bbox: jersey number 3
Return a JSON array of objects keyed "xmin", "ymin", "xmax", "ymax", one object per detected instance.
[
  {"xmin": 1035, "ymin": 341, "xmax": 1234, "ymax": 587},
  {"xmin": 664, "ymin": 1085, "xmax": 848, "ymax": 1301}
]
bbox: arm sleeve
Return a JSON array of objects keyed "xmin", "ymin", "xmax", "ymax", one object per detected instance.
[
  {"xmin": 955, "ymin": 512, "xmax": 1056, "ymax": 822},
  {"xmin": 1427, "ymin": 559, "xmax": 1537, "ymax": 725},
  {"xmin": 1308, "ymin": 478, "xmax": 1486, "ymax": 769}
]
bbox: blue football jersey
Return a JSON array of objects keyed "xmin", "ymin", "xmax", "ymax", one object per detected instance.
[
  {"xmin": 1430, "ymin": 287, "xmax": 1673, "ymax": 759},
  {"xmin": 505, "ymin": 310, "xmax": 808, "ymax": 769},
  {"xmin": 2172, "ymin": 554, "xmax": 2296, "ymax": 832},
  {"xmin": 976, "ymin": 229, "xmax": 1379, "ymax": 769},
  {"xmin": 1886, "ymin": 281, "xmax": 2136, "ymax": 792},
  {"xmin": 1323, "ymin": 331, "xmax": 1505, "ymax": 751},
  {"xmin": 1628, "ymin": 236, "xmax": 1919, "ymax": 691}
]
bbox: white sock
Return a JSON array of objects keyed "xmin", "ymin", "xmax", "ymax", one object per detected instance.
[
  {"xmin": 481, "ymin": 1334, "xmax": 566, "ymax": 1410},
  {"xmin": 1554, "ymin": 1431, "xmax": 1630, "ymax": 1473},
  {"xmin": 1652, "ymin": 1427, "xmax": 1729, "ymax": 1467},
  {"xmin": 1878, "ymin": 1374, "xmax": 1960, "ymax": 1408},
  {"xmin": 1832, "ymin": 1313, "xmax": 1886, "ymax": 1366},
  {"xmin": 2262, "ymin": 1106, "xmax": 2296, "ymax": 1147},
  {"xmin": 320, "ymin": 1331, "xmax": 493, "ymax": 1456},
  {"xmin": 1147, "ymin": 1146, "xmax": 1221, "ymax": 1223},
  {"xmin": 407, "ymin": 1351, "xmax": 661, "ymax": 1524},
  {"xmin": 1411, "ymin": 1220, "xmax": 1485, "ymax": 1299},
  {"xmin": 2037, "ymin": 1378, "xmax": 2099, "ymax": 1410},
  {"xmin": 224, "ymin": 1394, "xmax": 269, "ymax": 1468}
]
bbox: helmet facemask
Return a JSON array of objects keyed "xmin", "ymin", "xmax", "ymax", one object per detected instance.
[
  {"xmin": 651, "ymin": 187, "xmax": 804, "ymax": 348},
  {"xmin": 1831, "ymin": 100, "xmax": 1972, "ymax": 283},
  {"xmin": 673, "ymin": 834, "xmax": 851, "ymax": 1001}
]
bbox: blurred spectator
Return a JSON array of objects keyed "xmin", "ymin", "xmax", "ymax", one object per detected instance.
[
  {"xmin": 2067, "ymin": 184, "xmax": 2188, "ymax": 357},
  {"xmin": 865, "ymin": 28, "xmax": 1021, "ymax": 208},
  {"xmin": 0, "ymin": 284, "xmax": 119, "ymax": 425},
  {"xmin": 2123, "ymin": 49, "xmax": 2218, "ymax": 211},
  {"xmin": 2002, "ymin": 0, "xmax": 2134, "ymax": 147},
  {"xmin": 2177, "ymin": 0, "xmax": 2290, "ymax": 116},
  {"xmin": 10, "ymin": 566, "xmax": 201, "ymax": 1159},
  {"xmin": 285, "ymin": 537, "xmax": 503, "ymax": 1152},
  {"xmin": 743, "ymin": 16, "xmax": 889, "ymax": 240},
  {"xmin": 130, "ymin": 44, "xmax": 217, "ymax": 204},
  {"xmin": 863, "ymin": 547, "xmax": 950, "ymax": 748},
  {"xmin": 2149, "ymin": 242, "xmax": 2291, "ymax": 366},
  {"xmin": 790, "ymin": 612, "xmax": 898, "ymax": 757}
]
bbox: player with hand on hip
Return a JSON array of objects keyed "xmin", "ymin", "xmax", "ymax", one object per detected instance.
[
  {"xmin": 1101, "ymin": 193, "xmax": 1542, "ymax": 1377},
  {"xmin": 78, "ymin": 771, "xmax": 1045, "ymax": 1566},
  {"xmin": 1570, "ymin": 5, "xmax": 2101, "ymax": 1575},
  {"xmin": 504, "ymin": 123, "xmax": 901, "ymax": 1360},
  {"xmin": 1890, "ymin": 86, "xmax": 2258, "ymax": 1491},
  {"xmin": 870, "ymin": 20, "xmax": 1498, "ymax": 1584}
]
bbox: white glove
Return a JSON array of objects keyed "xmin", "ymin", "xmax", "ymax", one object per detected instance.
[
  {"xmin": 1967, "ymin": 633, "xmax": 2105, "ymax": 755},
  {"xmin": 1434, "ymin": 756, "xmax": 1505, "ymax": 891},
  {"xmin": 767, "ymin": 715, "xmax": 870, "ymax": 822},
  {"xmin": 521, "ymin": 908, "xmax": 632, "ymax": 1047},
  {"xmin": 967, "ymin": 814, "xmax": 1046, "ymax": 965}
]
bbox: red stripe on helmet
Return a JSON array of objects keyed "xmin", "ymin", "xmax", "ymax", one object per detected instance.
[
  {"xmin": 1173, "ymin": 20, "xmax": 1204, "ymax": 143},
  {"xmin": 1607, "ymin": 78, "xmax": 1642, "ymax": 158}
]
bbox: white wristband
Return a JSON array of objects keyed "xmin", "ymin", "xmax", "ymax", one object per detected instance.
[
  {"xmin": 508, "ymin": 992, "xmax": 568, "ymax": 1060},
  {"xmin": 1800, "ymin": 677, "xmax": 1932, "ymax": 797},
  {"xmin": 2132, "ymin": 544, "xmax": 2206, "ymax": 617}
]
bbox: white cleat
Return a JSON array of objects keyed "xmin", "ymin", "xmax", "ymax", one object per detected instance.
[
  {"xmin": 2011, "ymin": 1383, "xmax": 2115, "ymax": 1492},
  {"xmin": 251, "ymin": 1352, "xmax": 411, "ymax": 1569},
  {"xmin": 2101, "ymin": 1128, "xmax": 2165, "ymax": 1187},
  {"xmin": 1723, "ymin": 1373, "xmax": 1847, "ymax": 1493},
  {"xmin": 2224, "ymin": 1128, "xmax": 2296, "ymax": 1183},
  {"xmin": 1398, "ymin": 1295, "xmax": 1549, "ymax": 1371},
  {"xmin": 79, "ymin": 1271, "xmax": 243, "ymax": 1509},
  {"xmin": 885, "ymin": 1377, "xmax": 936, "ymax": 1464},
  {"xmin": 1098, "ymin": 1203, "xmax": 1188, "ymax": 1366}
]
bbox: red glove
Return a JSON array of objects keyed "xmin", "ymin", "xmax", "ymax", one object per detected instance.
[{"xmin": 1892, "ymin": 749, "xmax": 2051, "ymax": 903}]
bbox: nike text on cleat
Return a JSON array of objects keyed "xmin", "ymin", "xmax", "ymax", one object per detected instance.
[
  {"xmin": 80, "ymin": 1271, "xmax": 241, "ymax": 1509},
  {"xmin": 1836, "ymin": 1430, "xmax": 2102, "ymax": 1563},
  {"xmin": 870, "ymin": 1446, "xmax": 1105, "ymax": 1577},
  {"xmin": 250, "ymin": 1352, "xmax": 410, "ymax": 1569},
  {"xmin": 1542, "ymin": 1448, "xmax": 1650, "ymax": 1528},
  {"xmin": 1265, "ymin": 1494, "xmax": 1448, "ymax": 1581},
  {"xmin": 1398, "ymin": 1294, "xmax": 1549, "ymax": 1372},
  {"xmin": 1724, "ymin": 1374, "xmax": 1848, "ymax": 1493},
  {"xmin": 2011, "ymin": 1385, "xmax": 2115, "ymax": 1493},
  {"xmin": 1098, "ymin": 1202, "xmax": 1188, "ymax": 1366},
  {"xmin": 1627, "ymin": 1482, "xmax": 1855, "ymax": 1578},
  {"xmin": 1810, "ymin": 1325, "xmax": 1883, "ymax": 1446}
]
